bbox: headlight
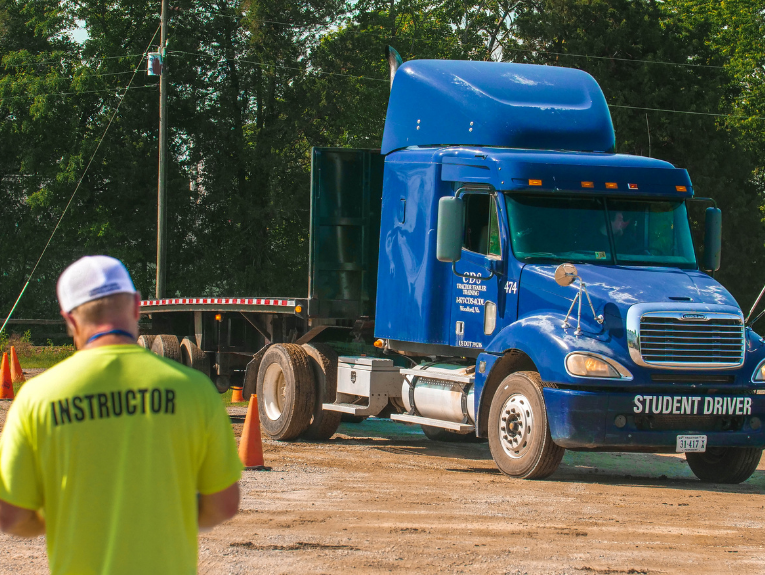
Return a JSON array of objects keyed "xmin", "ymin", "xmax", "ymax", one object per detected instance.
[
  {"xmin": 752, "ymin": 360, "xmax": 765, "ymax": 383},
  {"xmin": 565, "ymin": 352, "xmax": 632, "ymax": 380}
]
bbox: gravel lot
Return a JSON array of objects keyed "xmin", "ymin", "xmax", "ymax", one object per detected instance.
[{"xmin": 1, "ymin": 374, "xmax": 763, "ymax": 574}]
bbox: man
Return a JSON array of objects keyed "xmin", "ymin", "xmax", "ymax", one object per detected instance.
[{"xmin": 0, "ymin": 256, "xmax": 242, "ymax": 574}]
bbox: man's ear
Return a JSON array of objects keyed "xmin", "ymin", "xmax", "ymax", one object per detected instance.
[
  {"xmin": 132, "ymin": 292, "xmax": 142, "ymax": 321},
  {"xmin": 61, "ymin": 310, "xmax": 76, "ymax": 338}
]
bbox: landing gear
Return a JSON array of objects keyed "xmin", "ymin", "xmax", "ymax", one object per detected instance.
[
  {"xmin": 686, "ymin": 447, "xmax": 762, "ymax": 484},
  {"xmin": 488, "ymin": 371, "xmax": 564, "ymax": 479}
]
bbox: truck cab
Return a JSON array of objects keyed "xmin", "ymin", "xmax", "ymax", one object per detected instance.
[{"xmin": 365, "ymin": 58, "xmax": 765, "ymax": 482}]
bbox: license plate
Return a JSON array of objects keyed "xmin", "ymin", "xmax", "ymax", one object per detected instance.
[{"xmin": 676, "ymin": 435, "xmax": 707, "ymax": 453}]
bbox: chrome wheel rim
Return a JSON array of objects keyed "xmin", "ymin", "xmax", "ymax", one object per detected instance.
[
  {"xmin": 263, "ymin": 363, "xmax": 287, "ymax": 421},
  {"xmin": 499, "ymin": 393, "xmax": 534, "ymax": 459}
]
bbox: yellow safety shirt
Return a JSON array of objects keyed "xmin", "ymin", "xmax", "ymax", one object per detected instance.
[{"xmin": 0, "ymin": 345, "xmax": 242, "ymax": 575}]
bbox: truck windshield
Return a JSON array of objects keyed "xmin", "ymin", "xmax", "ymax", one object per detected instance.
[{"xmin": 505, "ymin": 195, "xmax": 697, "ymax": 269}]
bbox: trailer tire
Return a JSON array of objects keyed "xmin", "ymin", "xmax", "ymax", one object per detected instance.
[
  {"xmin": 686, "ymin": 447, "xmax": 762, "ymax": 484},
  {"xmin": 151, "ymin": 334, "xmax": 182, "ymax": 363},
  {"xmin": 421, "ymin": 425, "xmax": 486, "ymax": 443},
  {"xmin": 257, "ymin": 344, "xmax": 316, "ymax": 441},
  {"xmin": 137, "ymin": 335, "xmax": 156, "ymax": 349},
  {"xmin": 301, "ymin": 343, "xmax": 342, "ymax": 440},
  {"xmin": 180, "ymin": 337, "xmax": 210, "ymax": 377},
  {"xmin": 487, "ymin": 371, "xmax": 564, "ymax": 480}
]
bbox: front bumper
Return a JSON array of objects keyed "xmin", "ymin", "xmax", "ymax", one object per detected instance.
[{"xmin": 544, "ymin": 388, "xmax": 765, "ymax": 451}]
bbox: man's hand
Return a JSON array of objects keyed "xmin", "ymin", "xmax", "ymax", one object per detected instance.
[
  {"xmin": 198, "ymin": 482, "xmax": 239, "ymax": 532},
  {"xmin": 0, "ymin": 500, "xmax": 45, "ymax": 537}
]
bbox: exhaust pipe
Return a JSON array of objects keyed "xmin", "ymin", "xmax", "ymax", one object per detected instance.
[{"xmin": 386, "ymin": 46, "xmax": 403, "ymax": 89}]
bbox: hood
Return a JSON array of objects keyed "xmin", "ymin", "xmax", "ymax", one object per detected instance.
[{"xmin": 521, "ymin": 264, "xmax": 739, "ymax": 316}]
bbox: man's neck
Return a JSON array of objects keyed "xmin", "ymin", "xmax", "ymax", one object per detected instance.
[{"xmin": 77, "ymin": 325, "xmax": 137, "ymax": 350}]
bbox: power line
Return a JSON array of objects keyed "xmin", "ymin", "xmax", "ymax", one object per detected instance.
[
  {"xmin": 2, "ymin": 53, "xmax": 147, "ymax": 68},
  {"xmin": 168, "ymin": 50, "xmax": 388, "ymax": 82},
  {"xmin": 608, "ymin": 103, "xmax": 765, "ymax": 121},
  {"xmin": 0, "ymin": 84, "xmax": 157, "ymax": 102},
  {"xmin": 0, "ymin": 24, "xmax": 162, "ymax": 336}
]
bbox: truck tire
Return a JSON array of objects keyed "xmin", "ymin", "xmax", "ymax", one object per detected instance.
[
  {"xmin": 151, "ymin": 334, "xmax": 181, "ymax": 362},
  {"xmin": 301, "ymin": 343, "xmax": 342, "ymax": 440},
  {"xmin": 256, "ymin": 344, "xmax": 316, "ymax": 441},
  {"xmin": 487, "ymin": 371, "xmax": 564, "ymax": 479},
  {"xmin": 421, "ymin": 425, "xmax": 486, "ymax": 443},
  {"xmin": 243, "ymin": 345, "xmax": 271, "ymax": 401},
  {"xmin": 137, "ymin": 335, "xmax": 156, "ymax": 349},
  {"xmin": 686, "ymin": 447, "xmax": 762, "ymax": 484},
  {"xmin": 180, "ymin": 337, "xmax": 210, "ymax": 377}
]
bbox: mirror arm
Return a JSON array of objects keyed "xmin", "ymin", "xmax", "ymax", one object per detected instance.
[
  {"xmin": 745, "ymin": 284, "xmax": 765, "ymax": 326},
  {"xmin": 451, "ymin": 262, "xmax": 494, "ymax": 281}
]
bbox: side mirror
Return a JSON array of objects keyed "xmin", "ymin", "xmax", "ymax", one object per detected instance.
[
  {"xmin": 703, "ymin": 207, "xmax": 722, "ymax": 272},
  {"xmin": 436, "ymin": 196, "xmax": 464, "ymax": 262}
]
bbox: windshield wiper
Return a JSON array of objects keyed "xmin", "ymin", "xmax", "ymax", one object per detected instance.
[{"xmin": 519, "ymin": 252, "xmax": 563, "ymax": 259}]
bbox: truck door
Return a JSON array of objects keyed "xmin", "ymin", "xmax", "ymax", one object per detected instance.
[{"xmin": 450, "ymin": 191, "xmax": 503, "ymax": 350}]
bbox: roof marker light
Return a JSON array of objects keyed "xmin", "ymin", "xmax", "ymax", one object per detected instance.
[
  {"xmin": 628, "ymin": 183, "xmax": 639, "ymax": 190},
  {"xmin": 676, "ymin": 185, "xmax": 687, "ymax": 192},
  {"xmin": 605, "ymin": 182, "xmax": 618, "ymax": 189},
  {"xmin": 581, "ymin": 181, "xmax": 594, "ymax": 188},
  {"xmin": 528, "ymin": 179, "xmax": 543, "ymax": 186}
]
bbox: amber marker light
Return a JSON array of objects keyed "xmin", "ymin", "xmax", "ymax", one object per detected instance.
[
  {"xmin": 676, "ymin": 185, "xmax": 687, "ymax": 192},
  {"xmin": 605, "ymin": 182, "xmax": 618, "ymax": 189},
  {"xmin": 528, "ymin": 179, "xmax": 543, "ymax": 186},
  {"xmin": 215, "ymin": 314, "xmax": 222, "ymax": 321},
  {"xmin": 581, "ymin": 181, "xmax": 594, "ymax": 188},
  {"xmin": 628, "ymin": 183, "xmax": 639, "ymax": 190},
  {"xmin": 294, "ymin": 305, "xmax": 302, "ymax": 313},
  {"xmin": 374, "ymin": 339, "xmax": 384, "ymax": 348}
]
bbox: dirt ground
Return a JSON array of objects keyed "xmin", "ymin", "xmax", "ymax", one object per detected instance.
[{"xmin": 1, "ymin": 371, "xmax": 764, "ymax": 574}]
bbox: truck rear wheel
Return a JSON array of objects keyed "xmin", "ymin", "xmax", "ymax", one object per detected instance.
[
  {"xmin": 686, "ymin": 447, "xmax": 762, "ymax": 484},
  {"xmin": 488, "ymin": 371, "xmax": 564, "ymax": 479},
  {"xmin": 257, "ymin": 344, "xmax": 316, "ymax": 441},
  {"xmin": 151, "ymin": 334, "xmax": 181, "ymax": 362},
  {"xmin": 180, "ymin": 337, "xmax": 210, "ymax": 377},
  {"xmin": 137, "ymin": 335, "xmax": 156, "ymax": 349},
  {"xmin": 301, "ymin": 343, "xmax": 342, "ymax": 440}
]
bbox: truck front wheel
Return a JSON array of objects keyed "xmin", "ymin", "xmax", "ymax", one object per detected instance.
[
  {"xmin": 256, "ymin": 344, "xmax": 316, "ymax": 441},
  {"xmin": 686, "ymin": 447, "xmax": 762, "ymax": 484},
  {"xmin": 488, "ymin": 371, "xmax": 564, "ymax": 479}
]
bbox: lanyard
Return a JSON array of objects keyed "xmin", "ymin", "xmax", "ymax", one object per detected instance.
[{"xmin": 86, "ymin": 329, "xmax": 136, "ymax": 345}]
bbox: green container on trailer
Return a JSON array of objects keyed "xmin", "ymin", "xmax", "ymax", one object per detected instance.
[{"xmin": 307, "ymin": 148, "xmax": 384, "ymax": 319}]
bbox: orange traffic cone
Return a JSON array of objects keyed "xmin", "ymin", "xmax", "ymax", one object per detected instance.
[
  {"xmin": 0, "ymin": 353, "xmax": 14, "ymax": 400},
  {"xmin": 9, "ymin": 346, "xmax": 25, "ymax": 385},
  {"xmin": 238, "ymin": 394, "xmax": 270, "ymax": 470},
  {"xmin": 231, "ymin": 386, "xmax": 244, "ymax": 403}
]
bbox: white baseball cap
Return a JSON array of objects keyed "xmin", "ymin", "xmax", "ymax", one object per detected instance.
[{"xmin": 57, "ymin": 256, "xmax": 137, "ymax": 313}]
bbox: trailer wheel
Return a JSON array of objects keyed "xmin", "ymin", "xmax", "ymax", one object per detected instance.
[
  {"xmin": 421, "ymin": 425, "xmax": 486, "ymax": 443},
  {"xmin": 488, "ymin": 371, "xmax": 564, "ymax": 479},
  {"xmin": 301, "ymin": 343, "xmax": 342, "ymax": 440},
  {"xmin": 151, "ymin": 334, "xmax": 181, "ymax": 362},
  {"xmin": 686, "ymin": 447, "xmax": 762, "ymax": 484},
  {"xmin": 137, "ymin": 335, "xmax": 156, "ymax": 349},
  {"xmin": 257, "ymin": 344, "xmax": 316, "ymax": 440},
  {"xmin": 180, "ymin": 337, "xmax": 210, "ymax": 377}
]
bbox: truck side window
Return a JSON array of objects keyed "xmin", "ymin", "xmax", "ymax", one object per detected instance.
[{"xmin": 463, "ymin": 193, "xmax": 501, "ymax": 257}]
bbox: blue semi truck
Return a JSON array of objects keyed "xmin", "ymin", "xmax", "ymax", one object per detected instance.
[{"xmin": 141, "ymin": 53, "xmax": 765, "ymax": 483}]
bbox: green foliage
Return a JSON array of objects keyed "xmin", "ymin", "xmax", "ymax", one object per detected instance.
[{"xmin": 0, "ymin": 0, "xmax": 764, "ymax": 320}]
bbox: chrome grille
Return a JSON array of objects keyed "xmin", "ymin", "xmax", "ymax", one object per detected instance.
[{"xmin": 638, "ymin": 313, "xmax": 744, "ymax": 367}]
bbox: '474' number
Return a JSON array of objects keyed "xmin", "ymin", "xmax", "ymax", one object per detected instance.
[{"xmin": 504, "ymin": 281, "xmax": 518, "ymax": 294}]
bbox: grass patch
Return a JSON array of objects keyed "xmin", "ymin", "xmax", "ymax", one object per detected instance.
[
  {"xmin": 2, "ymin": 331, "xmax": 75, "ymax": 369},
  {"xmin": 220, "ymin": 386, "xmax": 249, "ymax": 408}
]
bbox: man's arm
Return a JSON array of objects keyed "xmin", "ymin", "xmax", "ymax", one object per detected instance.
[
  {"xmin": 0, "ymin": 500, "xmax": 45, "ymax": 537},
  {"xmin": 198, "ymin": 482, "xmax": 239, "ymax": 532}
]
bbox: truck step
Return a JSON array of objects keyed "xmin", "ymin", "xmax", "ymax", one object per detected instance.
[
  {"xmin": 390, "ymin": 414, "xmax": 475, "ymax": 432},
  {"xmin": 322, "ymin": 402, "xmax": 381, "ymax": 416}
]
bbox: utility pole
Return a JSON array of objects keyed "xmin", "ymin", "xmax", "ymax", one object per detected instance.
[{"xmin": 156, "ymin": 0, "xmax": 169, "ymax": 299}]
